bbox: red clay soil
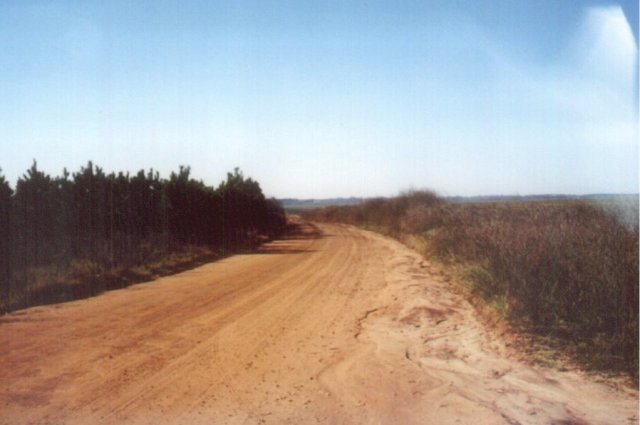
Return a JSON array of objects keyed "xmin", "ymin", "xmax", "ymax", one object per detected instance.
[{"xmin": 0, "ymin": 221, "xmax": 637, "ymax": 424}]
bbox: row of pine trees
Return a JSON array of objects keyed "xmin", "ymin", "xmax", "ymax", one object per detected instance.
[{"xmin": 0, "ymin": 161, "xmax": 286, "ymax": 310}]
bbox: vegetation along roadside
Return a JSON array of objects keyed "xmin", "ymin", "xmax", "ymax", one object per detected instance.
[
  {"xmin": 304, "ymin": 191, "xmax": 639, "ymax": 382},
  {"xmin": 0, "ymin": 162, "xmax": 286, "ymax": 314}
]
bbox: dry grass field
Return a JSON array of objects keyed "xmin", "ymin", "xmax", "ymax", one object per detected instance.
[{"xmin": 306, "ymin": 193, "xmax": 639, "ymax": 381}]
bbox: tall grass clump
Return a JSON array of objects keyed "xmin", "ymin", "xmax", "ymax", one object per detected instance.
[{"xmin": 306, "ymin": 193, "xmax": 639, "ymax": 380}]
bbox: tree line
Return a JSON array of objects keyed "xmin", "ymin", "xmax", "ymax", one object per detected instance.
[{"xmin": 0, "ymin": 161, "xmax": 286, "ymax": 308}]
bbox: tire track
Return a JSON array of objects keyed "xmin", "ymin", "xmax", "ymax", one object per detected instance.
[{"xmin": 0, "ymin": 220, "xmax": 636, "ymax": 425}]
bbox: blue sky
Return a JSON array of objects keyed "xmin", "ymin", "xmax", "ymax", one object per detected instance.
[{"xmin": 1, "ymin": 0, "xmax": 638, "ymax": 197}]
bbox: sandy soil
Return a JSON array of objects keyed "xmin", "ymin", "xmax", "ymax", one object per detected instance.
[{"xmin": 0, "ymin": 221, "xmax": 637, "ymax": 425}]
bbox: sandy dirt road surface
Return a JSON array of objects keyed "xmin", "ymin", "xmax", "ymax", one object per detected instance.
[{"xmin": 0, "ymin": 221, "xmax": 637, "ymax": 425}]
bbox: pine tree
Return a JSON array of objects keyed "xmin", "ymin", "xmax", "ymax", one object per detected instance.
[{"xmin": 0, "ymin": 170, "xmax": 13, "ymax": 299}]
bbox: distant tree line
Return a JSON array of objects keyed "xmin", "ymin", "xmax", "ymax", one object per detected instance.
[{"xmin": 0, "ymin": 161, "xmax": 286, "ymax": 305}]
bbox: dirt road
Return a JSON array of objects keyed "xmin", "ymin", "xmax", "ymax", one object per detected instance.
[{"xmin": 0, "ymin": 221, "xmax": 637, "ymax": 424}]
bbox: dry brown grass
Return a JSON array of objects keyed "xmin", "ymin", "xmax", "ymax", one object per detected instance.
[{"xmin": 306, "ymin": 193, "xmax": 639, "ymax": 380}]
